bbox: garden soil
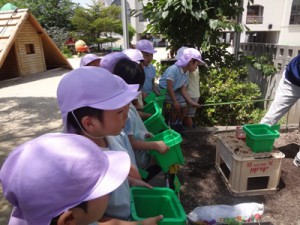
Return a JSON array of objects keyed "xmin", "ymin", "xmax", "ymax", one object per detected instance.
[
  {"xmin": 0, "ymin": 65, "xmax": 300, "ymax": 225},
  {"xmin": 177, "ymin": 128, "xmax": 300, "ymax": 225}
]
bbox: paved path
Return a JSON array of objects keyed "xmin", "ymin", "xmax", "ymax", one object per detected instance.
[
  {"xmin": 0, "ymin": 65, "xmax": 73, "ymax": 224},
  {"xmin": 0, "ymin": 49, "xmax": 173, "ymax": 223}
]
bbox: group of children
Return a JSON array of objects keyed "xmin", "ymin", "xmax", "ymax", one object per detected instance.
[{"xmin": 0, "ymin": 40, "xmax": 205, "ymax": 225}]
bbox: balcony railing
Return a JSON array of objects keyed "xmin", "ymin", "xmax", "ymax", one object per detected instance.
[{"xmin": 246, "ymin": 16, "xmax": 263, "ymax": 24}]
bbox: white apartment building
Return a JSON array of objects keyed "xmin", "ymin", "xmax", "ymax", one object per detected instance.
[
  {"xmin": 102, "ymin": 0, "xmax": 148, "ymax": 44},
  {"xmin": 241, "ymin": 0, "xmax": 300, "ymax": 46},
  {"xmin": 102, "ymin": 0, "xmax": 300, "ymax": 47}
]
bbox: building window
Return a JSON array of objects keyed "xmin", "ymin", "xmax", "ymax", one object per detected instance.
[
  {"xmin": 277, "ymin": 63, "xmax": 282, "ymax": 71},
  {"xmin": 280, "ymin": 48, "xmax": 284, "ymax": 56},
  {"xmin": 290, "ymin": 0, "xmax": 300, "ymax": 24},
  {"xmin": 246, "ymin": 5, "xmax": 264, "ymax": 24},
  {"xmin": 25, "ymin": 44, "xmax": 35, "ymax": 54}
]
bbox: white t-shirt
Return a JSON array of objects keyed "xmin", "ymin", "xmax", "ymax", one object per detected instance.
[{"xmin": 187, "ymin": 67, "xmax": 200, "ymax": 98}]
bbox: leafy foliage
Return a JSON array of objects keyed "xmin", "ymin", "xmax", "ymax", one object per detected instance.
[
  {"xmin": 71, "ymin": 2, "xmax": 135, "ymax": 46},
  {"xmin": 243, "ymin": 55, "xmax": 277, "ymax": 76},
  {"xmin": 45, "ymin": 27, "xmax": 69, "ymax": 49},
  {"xmin": 136, "ymin": 0, "xmax": 253, "ymax": 52},
  {"xmin": 0, "ymin": 0, "xmax": 77, "ymax": 30},
  {"xmin": 195, "ymin": 64, "xmax": 263, "ymax": 126}
]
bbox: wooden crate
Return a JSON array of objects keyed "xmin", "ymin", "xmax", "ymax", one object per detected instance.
[{"xmin": 215, "ymin": 132, "xmax": 285, "ymax": 196}]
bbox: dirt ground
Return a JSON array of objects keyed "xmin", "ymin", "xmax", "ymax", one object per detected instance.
[
  {"xmin": 0, "ymin": 66, "xmax": 299, "ymax": 224},
  {"xmin": 176, "ymin": 128, "xmax": 300, "ymax": 225}
]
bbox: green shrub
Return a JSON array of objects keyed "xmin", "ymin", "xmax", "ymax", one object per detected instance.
[
  {"xmin": 195, "ymin": 65, "xmax": 263, "ymax": 126},
  {"xmin": 61, "ymin": 46, "xmax": 73, "ymax": 58}
]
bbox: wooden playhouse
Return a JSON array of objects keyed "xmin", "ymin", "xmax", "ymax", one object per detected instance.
[{"xmin": 0, "ymin": 7, "xmax": 72, "ymax": 81}]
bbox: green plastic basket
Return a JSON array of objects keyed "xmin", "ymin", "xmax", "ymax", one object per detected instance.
[
  {"xmin": 144, "ymin": 90, "xmax": 167, "ymax": 111},
  {"xmin": 147, "ymin": 129, "xmax": 184, "ymax": 172},
  {"xmin": 144, "ymin": 92, "xmax": 156, "ymax": 104},
  {"xmin": 143, "ymin": 101, "xmax": 169, "ymax": 135},
  {"xmin": 130, "ymin": 187, "xmax": 187, "ymax": 225},
  {"xmin": 243, "ymin": 124, "xmax": 280, "ymax": 153}
]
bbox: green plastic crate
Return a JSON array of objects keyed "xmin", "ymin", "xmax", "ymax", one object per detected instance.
[
  {"xmin": 130, "ymin": 187, "xmax": 187, "ymax": 225},
  {"xmin": 147, "ymin": 129, "xmax": 184, "ymax": 172},
  {"xmin": 144, "ymin": 92, "xmax": 156, "ymax": 104},
  {"xmin": 243, "ymin": 124, "xmax": 280, "ymax": 153},
  {"xmin": 144, "ymin": 90, "xmax": 167, "ymax": 111},
  {"xmin": 143, "ymin": 101, "xmax": 169, "ymax": 135}
]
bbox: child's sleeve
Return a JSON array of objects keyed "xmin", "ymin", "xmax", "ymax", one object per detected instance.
[
  {"xmin": 124, "ymin": 115, "xmax": 134, "ymax": 136},
  {"xmin": 165, "ymin": 66, "xmax": 177, "ymax": 81}
]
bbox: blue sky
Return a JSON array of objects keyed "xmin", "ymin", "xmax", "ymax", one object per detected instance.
[{"xmin": 71, "ymin": 0, "xmax": 92, "ymax": 7}]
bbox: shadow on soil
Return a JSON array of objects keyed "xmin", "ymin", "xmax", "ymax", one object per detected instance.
[{"xmin": 177, "ymin": 131, "xmax": 300, "ymax": 225}]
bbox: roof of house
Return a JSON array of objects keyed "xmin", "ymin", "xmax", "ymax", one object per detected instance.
[{"xmin": 0, "ymin": 8, "xmax": 72, "ymax": 69}]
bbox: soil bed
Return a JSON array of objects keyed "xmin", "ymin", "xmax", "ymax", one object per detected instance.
[{"xmin": 175, "ymin": 128, "xmax": 300, "ymax": 225}]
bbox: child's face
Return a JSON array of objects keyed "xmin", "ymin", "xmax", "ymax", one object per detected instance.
[
  {"xmin": 58, "ymin": 195, "xmax": 110, "ymax": 225},
  {"xmin": 186, "ymin": 60, "xmax": 200, "ymax": 72},
  {"xmin": 97, "ymin": 104, "xmax": 130, "ymax": 135},
  {"xmin": 87, "ymin": 59, "xmax": 101, "ymax": 67},
  {"xmin": 141, "ymin": 51, "xmax": 153, "ymax": 66}
]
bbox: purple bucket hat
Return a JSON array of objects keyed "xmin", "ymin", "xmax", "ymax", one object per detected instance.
[
  {"xmin": 175, "ymin": 48, "xmax": 205, "ymax": 67},
  {"xmin": 122, "ymin": 49, "xmax": 144, "ymax": 63},
  {"xmin": 136, "ymin": 39, "xmax": 157, "ymax": 54},
  {"xmin": 175, "ymin": 46, "xmax": 188, "ymax": 60},
  {"xmin": 100, "ymin": 52, "xmax": 129, "ymax": 72},
  {"xmin": 56, "ymin": 67, "xmax": 140, "ymax": 133},
  {"xmin": 0, "ymin": 133, "xmax": 130, "ymax": 225},
  {"xmin": 80, "ymin": 54, "xmax": 101, "ymax": 67}
]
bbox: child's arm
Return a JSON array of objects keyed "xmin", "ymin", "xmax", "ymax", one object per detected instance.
[
  {"xmin": 132, "ymin": 99, "xmax": 143, "ymax": 111},
  {"xmin": 128, "ymin": 176, "xmax": 153, "ymax": 188},
  {"xmin": 152, "ymin": 79, "xmax": 160, "ymax": 95},
  {"xmin": 137, "ymin": 111, "xmax": 152, "ymax": 120},
  {"xmin": 167, "ymin": 79, "xmax": 180, "ymax": 111},
  {"xmin": 99, "ymin": 215, "xmax": 163, "ymax": 225},
  {"xmin": 181, "ymin": 85, "xmax": 200, "ymax": 107},
  {"xmin": 129, "ymin": 163, "xmax": 142, "ymax": 180},
  {"xmin": 128, "ymin": 135, "xmax": 169, "ymax": 154}
]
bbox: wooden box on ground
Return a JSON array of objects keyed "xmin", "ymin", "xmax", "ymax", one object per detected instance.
[{"xmin": 215, "ymin": 132, "xmax": 285, "ymax": 196}]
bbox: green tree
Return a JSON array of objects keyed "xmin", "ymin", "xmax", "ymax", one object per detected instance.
[
  {"xmin": 0, "ymin": 0, "xmax": 76, "ymax": 48},
  {"xmin": 71, "ymin": 1, "xmax": 135, "ymax": 47},
  {"xmin": 137, "ymin": 0, "xmax": 253, "ymax": 64},
  {"xmin": 0, "ymin": 0, "xmax": 76, "ymax": 30}
]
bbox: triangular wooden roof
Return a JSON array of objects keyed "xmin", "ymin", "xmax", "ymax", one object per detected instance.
[{"xmin": 0, "ymin": 8, "xmax": 72, "ymax": 69}]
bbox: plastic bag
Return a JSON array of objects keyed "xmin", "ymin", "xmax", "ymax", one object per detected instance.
[{"xmin": 187, "ymin": 202, "xmax": 264, "ymax": 224}]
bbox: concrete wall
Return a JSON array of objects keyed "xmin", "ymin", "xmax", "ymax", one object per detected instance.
[{"xmin": 241, "ymin": 41, "xmax": 300, "ymax": 124}]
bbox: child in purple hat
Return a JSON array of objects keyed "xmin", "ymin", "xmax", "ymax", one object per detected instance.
[
  {"xmin": 0, "ymin": 133, "xmax": 130, "ymax": 225},
  {"xmin": 80, "ymin": 53, "xmax": 101, "ymax": 67},
  {"xmin": 136, "ymin": 39, "xmax": 160, "ymax": 98},
  {"xmin": 159, "ymin": 48, "xmax": 202, "ymax": 130},
  {"xmin": 175, "ymin": 47, "xmax": 206, "ymax": 128},
  {"xmin": 56, "ymin": 67, "xmax": 163, "ymax": 224},
  {"xmin": 122, "ymin": 48, "xmax": 144, "ymax": 66},
  {"xmin": 113, "ymin": 58, "xmax": 170, "ymax": 181}
]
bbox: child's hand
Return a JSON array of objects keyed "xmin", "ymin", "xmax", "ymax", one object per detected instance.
[
  {"xmin": 144, "ymin": 132, "xmax": 154, "ymax": 139},
  {"xmin": 140, "ymin": 215, "xmax": 164, "ymax": 225},
  {"xmin": 129, "ymin": 164, "xmax": 142, "ymax": 180},
  {"xmin": 154, "ymin": 90, "xmax": 161, "ymax": 96},
  {"xmin": 154, "ymin": 141, "xmax": 169, "ymax": 154},
  {"xmin": 173, "ymin": 101, "xmax": 181, "ymax": 111},
  {"xmin": 190, "ymin": 100, "xmax": 201, "ymax": 108},
  {"xmin": 129, "ymin": 177, "xmax": 153, "ymax": 188}
]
